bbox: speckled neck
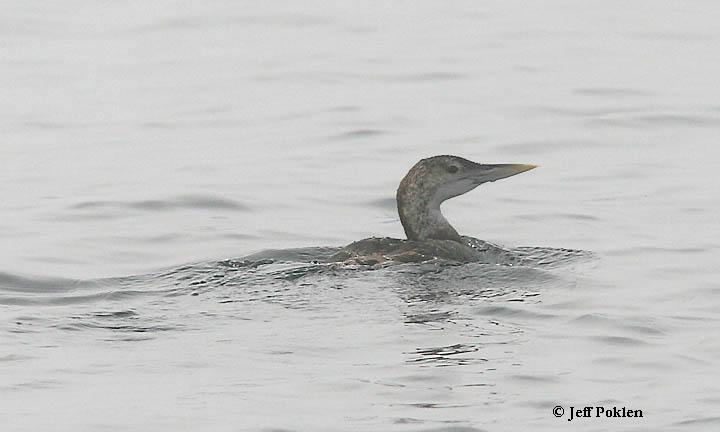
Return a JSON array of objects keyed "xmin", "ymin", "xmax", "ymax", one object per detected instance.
[{"xmin": 396, "ymin": 161, "xmax": 462, "ymax": 243}]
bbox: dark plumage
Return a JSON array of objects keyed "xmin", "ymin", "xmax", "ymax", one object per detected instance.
[{"xmin": 329, "ymin": 155, "xmax": 536, "ymax": 265}]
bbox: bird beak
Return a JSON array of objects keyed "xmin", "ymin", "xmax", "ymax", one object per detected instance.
[{"xmin": 470, "ymin": 163, "xmax": 538, "ymax": 184}]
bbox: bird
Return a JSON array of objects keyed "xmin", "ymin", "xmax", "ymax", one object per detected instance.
[{"xmin": 328, "ymin": 155, "xmax": 537, "ymax": 265}]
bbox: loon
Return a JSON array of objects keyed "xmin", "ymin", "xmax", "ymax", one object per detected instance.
[{"xmin": 329, "ymin": 155, "xmax": 537, "ymax": 265}]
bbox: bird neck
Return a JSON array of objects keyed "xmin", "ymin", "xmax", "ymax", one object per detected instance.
[{"xmin": 396, "ymin": 182, "xmax": 462, "ymax": 243}]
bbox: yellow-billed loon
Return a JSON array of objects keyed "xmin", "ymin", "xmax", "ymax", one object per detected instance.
[{"xmin": 329, "ymin": 155, "xmax": 537, "ymax": 265}]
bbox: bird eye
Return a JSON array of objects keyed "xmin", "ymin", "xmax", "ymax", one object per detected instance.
[{"xmin": 447, "ymin": 165, "xmax": 459, "ymax": 174}]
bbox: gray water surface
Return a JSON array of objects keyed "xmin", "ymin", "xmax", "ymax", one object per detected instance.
[{"xmin": 2, "ymin": 1, "xmax": 720, "ymax": 431}]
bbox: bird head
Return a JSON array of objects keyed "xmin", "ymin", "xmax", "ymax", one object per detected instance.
[{"xmin": 407, "ymin": 155, "xmax": 537, "ymax": 207}]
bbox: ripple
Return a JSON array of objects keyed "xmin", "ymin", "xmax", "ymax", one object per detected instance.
[
  {"xmin": 58, "ymin": 321, "xmax": 179, "ymax": 333},
  {"xmin": 625, "ymin": 31, "xmax": 720, "ymax": 41},
  {"xmin": 394, "ymin": 403, "xmax": 472, "ymax": 409},
  {"xmin": 574, "ymin": 87, "xmax": 654, "ymax": 98},
  {"xmin": 408, "ymin": 343, "xmax": 485, "ymax": 367},
  {"xmin": 238, "ymin": 246, "xmax": 340, "ymax": 263},
  {"xmin": 50, "ymin": 308, "xmax": 183, "ymax": 335},
  {"xmin": 606, "ymin": 245, "xmax": 710, "ymax": 256},
  {"xmin": 675, "ymin": 416, "xmax": 720, "ymax": 426},
  {"xmin": 0, "ymin": 289, "xmax": 170, "ymax": 306},
  {"xmin": 474, "ymin": 305, "xmax": 557, "ymax": 321},
  {"xmin": 0, "ymin": 354, "xmax": 33, "ymax": 362},
  {"xmin": 412, "ymin": 428, "xmax": 486, "ymax": 432},
  {"xmin": 513, "ymin": 212, "xmax": 600, "ymax": 222},
  {"xmin": 0, "ymin": 271, "xmax": 80, "ymax": 293},
  {"xmin": 404, "ymin": 310, "xmax": 457, "ymax": 324},
  {"xmin": 374, "ymin": 72, "xmax": 467, "ymax": 82},
  {"xmin": 495, "ymin": 139, "xmax": 604, "ymax": 155},
  {"xmin": 365, "ymin": 197, "xmax": 396, "ymax": 210},
  {"xmin": 587, "ymin": 113, "xmax": 720, "ymax": 128},
  {"xmin": 69, "ymin": 194, "xmax": 250, "ymax": 212},
  {"xmin": 5, "ymin": 379, "xmax": 63, "ymax": 391},
  {"xmin": 592, "ymin": 335, "xmax": 650, "ymax": 346},
  {"xmin": 132, "ymin": 13, "xmax": 332, "ymax": 33},
  {"xmin": 509, "ymin": 374, "xmax": 560, "ymax": 383},
  {"xmin": 328, "ymin": 128, "xmax": 388, "ymax": 140},
  {"xmin": 525, "ymin": 105, "xmax": 647, "ymax": 118}
]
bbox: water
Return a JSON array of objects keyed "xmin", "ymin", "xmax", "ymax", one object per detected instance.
[{"xmin": 2, "ymin": 1, "xmax": 720, "ymax": 430}]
